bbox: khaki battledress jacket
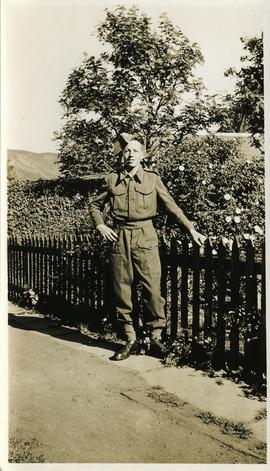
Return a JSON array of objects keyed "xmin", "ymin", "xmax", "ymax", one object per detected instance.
[
  {"xmin": 89, "ymin": 165, "xmax": 194, "ymax": 339},
  {"xmin": 90, "ymin": 165, "xmax": 194, "ymax": 231}
]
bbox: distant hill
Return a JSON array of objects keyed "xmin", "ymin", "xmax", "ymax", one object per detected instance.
[{"xmin": 7, "ymin": 149, "xmax": 60, "ymax": 181}]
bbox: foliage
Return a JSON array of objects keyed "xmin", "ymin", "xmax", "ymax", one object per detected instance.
[
  {"xmin": 7, "ymin": 178, "xmax": 101, "ymax": 238},
  {"xmin": 254, "ymin": 408, "xmax": 267, "ymax": 421},
  {"xmin": 207, "ymin": 35, "xmax": 263, "ymax": 147},
  {"xmin": 163, "ymin": 334, "xmax": 216, "ymax": 370},
  {"xmin": 224, "ymin": 307, "xmax": 264, "ymax": 345},
  {"xmin": 9, "ymin": 437, "xmax": 45, "ymax": 463},
  {"xmin": 19, "ymin": 286, "xmax": 39, "ymax": 309},
  {"xmin": 154, "ymin": 135, "xmax": 264, "ymax": 241},
  {"xmin": 55, "ymin": 5, "xmax": 207, "ymax": 177},
  {"xmin": 196, "ymin": 412, "xmax": 252, "ymax": 439}
]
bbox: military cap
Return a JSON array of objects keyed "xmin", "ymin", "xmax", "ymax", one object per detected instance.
[{"xmin": 113, "ymin": 132, "xmax": 145, "ymax": 157}]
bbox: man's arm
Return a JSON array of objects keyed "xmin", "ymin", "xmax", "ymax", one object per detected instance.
[
  {"xmin": 89, "ymin": 177, "xmax": 118, "ymax": 242},
  {"xmin": 156, "ymin": 176, "xmax": 206, "ymax": 246},
  {"xmin": 89, "ymin": 177, "xmax": 110, "ymax": 227},
  {"xmin": 156, "ymin": 176, "xmax": 194, "ymax": 231}
]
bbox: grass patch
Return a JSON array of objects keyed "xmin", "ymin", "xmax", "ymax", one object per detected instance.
[
  {"xmin": 255, "ymin": 441, "xmax": 267, "ymax": 452},
  {"xmin": 147, "ymin": 387, "xmax": 187, "ymax": 407},
  {"xmin": 215, "ymin": 378, "xmax": 224, "ymax": 386},
  {"xmin": 9, "ymin": 437, "xmax": 45, "ymax": 463},
  {"xmin": 196, "ymin": 411, "xmax": 252, "ymax": 439},
  {"xmin": 254, "ymin": 407, "xmax": 267, "ymax": 421}
]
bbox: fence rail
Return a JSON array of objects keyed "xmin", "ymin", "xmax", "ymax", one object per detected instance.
[{"xmin": 8, "ymin": 234, "xmax": 266, "ymax": 372}]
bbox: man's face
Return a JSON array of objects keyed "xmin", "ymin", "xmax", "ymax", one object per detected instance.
[{"xmin": 122, "ymin": 140, "xmax": 144, "ymax": 169}]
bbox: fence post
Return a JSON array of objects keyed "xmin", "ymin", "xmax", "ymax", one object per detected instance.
[
  {"xmin": 103, "ymin": 260, "xmax": 115, "ymax": 326},
  {"xmin": 39, "ymin": 236, "xmax": 44, "ymax": 296},
  {"xmin": 17, "ymin": 236, "xmax": 21, "ymax": 295},
  {"xmin": 48, "ymin": 236, "xmax": 53, "ymax": 296},
  {"xmin": 62, "ymin": 236, "xmax": 68, "ymax": 302},
  {"xmin": 67, "ymin": 235, "xmax": 73, "ymax": 306},
  {"xmin": 31, "ymin": 236, "xmax": 37, "ymax": 291},
  {"xmin": 78, "ymin": 235, "xmax": 84, "ymax": 305},
  {"xmin": 170, "ymin": 238, "xmax": 178, "ymax": 339},
  {"xmin": 57, "ymin": 236, "xmax": 62, "ymax": 298},
  {"xmin": 180, "ymin": 237, "xmax": 189, "ymax": 341},
  {"xmin": 192, "ymin": 240, "xmax": 200, "ymax": 341},
  {"xmin": 260, "ymin": 239, "xmax": 266, "ymax": 375},
  {"xmin": 10, "ymin": 236, "xmax": 14, "ymax": 298},
  {"xmin": 229, "ymin": 237, "xmax": 240, "ymax": 369},
  {"xmin": 216, "ymin": 237, "xmax": 226, "ymax": 364},
  {"xmin": 35, "ymin": 236, "xmax": 41, "ymax": 295},
  {"xmin": 160, "ymin": 237, "xmax": 168, "ymax": 320},
  {"xmin": 204, "ymin": 237, "xmax": 213, "ymax": 337},
  {"xmin": 44, "ymin": 235, "xmax": 48, "ymax": 298},
  {"xmin": 245, "ymin": 237, "xmax": 257, "ymax": 314},
  {"xmin": 53, "ymin": 236, "xmax": 59, "ymax": 297},
  {"xmin": 86, "ymin": 235, "xmax": 95, "ymax": 311},
  {"xmin": 96, "ymin": 249, "xmax": 103, "ymax": 312},
  {"xmin": 27, "ymin": 236, "xmax": 32, "ymax": 294},
  {"xmin": 73, "ymin": 235, "xmax": 79, "ymax": 306},
  {"xmin": 14, "ymin": 235, "xmax": 19, "ymax": 299},
  {"xmin": 8, "ymin": 237, "xmax": 13, "ymax": 298}
]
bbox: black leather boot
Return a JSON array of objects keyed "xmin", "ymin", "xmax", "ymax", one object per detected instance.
[
  {"xmin": 111, "ymin": 340, "xmax": 139, "ymax": 361},
  {"xmin": 148, "ymin": 339, "xmax": 168, "ymax": 358}
]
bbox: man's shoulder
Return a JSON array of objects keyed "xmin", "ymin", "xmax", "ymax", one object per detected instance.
[
  {"xmin": 104, "ymin": 170, "xmax": 119, "ymax": 184},
  {"xmin": 143, "ymin": 167, "xmax": 159, "ymax": 178},
  {"xmin": 142, "ymin": 167, "xmax": 160, "ymax": 185}
]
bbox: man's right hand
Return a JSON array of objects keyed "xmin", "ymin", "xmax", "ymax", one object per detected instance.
[{"xmin": 97, "ymin": 224, "xmax": 118, "ymax": 242}]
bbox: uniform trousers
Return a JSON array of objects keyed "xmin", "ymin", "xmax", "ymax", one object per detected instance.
[{"xmin": 110, "ymin": 219, "xmax": 166, "ymax": 340}]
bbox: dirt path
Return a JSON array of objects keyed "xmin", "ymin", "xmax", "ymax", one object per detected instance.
[{"xmin": 9, "ymin": 321, "xmax": 264, "ymax": 464}]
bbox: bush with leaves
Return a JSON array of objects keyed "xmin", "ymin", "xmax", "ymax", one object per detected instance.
[
  {"xmin": 8, "ymin": 178, "xmax": 101, "ymax": 239},
  {"xmin": 19, "ymin": 286, "xmax": 39, "ymax": 309},
  {"xmin": 154, "ymin": 135, "xmax": 264, "ymax": 245}
]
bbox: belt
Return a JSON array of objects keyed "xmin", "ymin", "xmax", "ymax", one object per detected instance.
[{"xmin": 113, "ymin": 219, "xmax": 153, "ymax": 230}]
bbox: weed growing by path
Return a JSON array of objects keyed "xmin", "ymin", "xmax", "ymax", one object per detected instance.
[
  {"xmin": 255, "ymin": 441, "xmax": 267, "ymax": 452},
  {"xmin": 9, "ymin": 437, "xmax": 45, "ymax": 463},
  {"xmin": 196, "ymin": 411, "xmax": 252, "ymax": 439},
  {"xmin": 147, "ymin": 387, "xmax": 187, "ymax": 408},
  {"xmin": 254, "ymin": 407, "xmax": 267, "ymax": 421}
]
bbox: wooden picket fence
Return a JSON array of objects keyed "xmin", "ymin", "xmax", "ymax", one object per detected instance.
[{"xmin": 8, "ymin": 234, "xmax": 266, "ymax": 371}]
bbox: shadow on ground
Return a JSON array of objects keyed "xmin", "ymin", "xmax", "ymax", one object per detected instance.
[{"xmin": 8, "ymin": 312, "xmax": 120, "ymax": 354}]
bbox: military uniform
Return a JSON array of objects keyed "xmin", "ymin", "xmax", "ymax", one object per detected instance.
[{"xmin": 90, "ymin": 164, "xmax": 194, "ymax": 341}]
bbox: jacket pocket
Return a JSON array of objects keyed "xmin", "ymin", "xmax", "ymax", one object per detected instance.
[
  {"xmin": 110, "ymin": 186, "xmax": 127, "ymax": 214},
  {"xmin": 134, "ymin": 184, "xmax": 155, "ymax": 209}
]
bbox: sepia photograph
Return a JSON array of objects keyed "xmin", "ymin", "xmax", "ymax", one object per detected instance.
[{"xmin": 1, "ymin": 0, "xmax": 268, "ymax": 468}]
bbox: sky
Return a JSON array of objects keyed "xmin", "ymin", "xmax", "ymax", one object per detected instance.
[{"xmin": 4, "ymin": 0, "xmax": 265, "ymax": 153}]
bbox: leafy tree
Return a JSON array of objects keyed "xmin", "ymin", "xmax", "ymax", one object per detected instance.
[
  {"xmin": 55, "ymin": 6, "xmax": 207, "ymax": 177},
  {"xmin": 207, "ymin": 35, "xmax": 263, "ymax": 147}
]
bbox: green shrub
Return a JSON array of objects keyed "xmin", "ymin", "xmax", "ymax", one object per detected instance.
[
  {"xmin": 155, "ymin": 135, "xmax": 264, "ymax": 240},
  {"xmin": 8, "ymin": 178, "xmax": 102, "ymax": 239}
]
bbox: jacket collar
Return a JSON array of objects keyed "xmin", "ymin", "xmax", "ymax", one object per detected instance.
[{"xmin": 118, "ymin": 165, "xmax": 143, "ymax": 183}]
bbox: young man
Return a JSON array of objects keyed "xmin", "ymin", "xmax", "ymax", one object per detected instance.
[{"xmin": 90, "ymin": 133, "xmax": 206, "ymax": 360}]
